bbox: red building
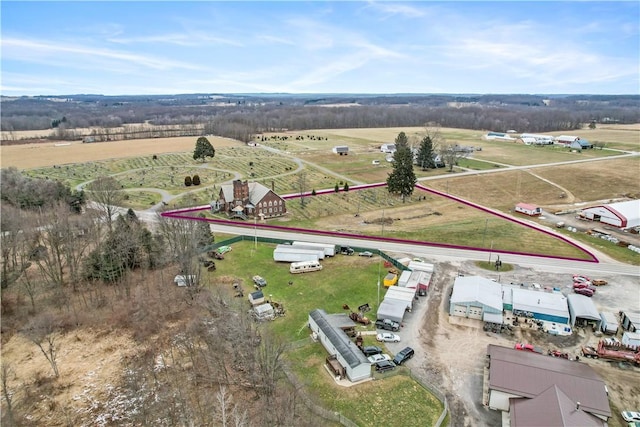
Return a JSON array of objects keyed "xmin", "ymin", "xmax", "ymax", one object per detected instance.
[{"xmin": 212, "ymin": 180, "xmax": 286, "ymax": 220}]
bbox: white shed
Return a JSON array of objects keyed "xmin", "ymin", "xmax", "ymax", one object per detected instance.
[
  {"xmin": 332, "ymin": 146, "xmax": 349, "ymax": 155},
  {"xmin": 622, "ymin": 331, "xmax": 640, "ymax": 347},
  {"xmin": 600, "ymin": 312, "xmax": 619, "ymax": 334},
  {"xmin": 515, "ymin": 203, "xmax": 542, "ymax": 216},
  {"xmin": 449, "ymin": 276, "xmax": 503, "ymax": 322}
]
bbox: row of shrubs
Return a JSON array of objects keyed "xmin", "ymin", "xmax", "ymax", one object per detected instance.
[{"xmin": 185, "ymin": 175, "xmax": 201, "ymax": 186}]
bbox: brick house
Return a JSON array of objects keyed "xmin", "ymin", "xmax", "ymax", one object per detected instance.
[{"xmin": 211, "ymin": 180, "xmax": 286, "ymax": 220}]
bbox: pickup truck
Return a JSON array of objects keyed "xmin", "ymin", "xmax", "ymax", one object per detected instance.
[{"xmin": 375, "ymin": 318, "xmax": 400, "ymax": 332}]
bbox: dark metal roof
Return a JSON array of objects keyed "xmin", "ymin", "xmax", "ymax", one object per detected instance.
[
  {"xmin": 488, "ymin": 345, "xmax": 611, "ymax": 418},
  {"xmin": 309, "ymin": 309, "xmax": 368, "ymax": 368},
  {"xmin": 509, "ymin": 385, "xmax": 605, "ymax": 426}
]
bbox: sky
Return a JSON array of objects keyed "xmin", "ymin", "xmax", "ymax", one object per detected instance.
[{"xmin": 1, "ymin": 1, "xmax": 639, "ymax": 96}]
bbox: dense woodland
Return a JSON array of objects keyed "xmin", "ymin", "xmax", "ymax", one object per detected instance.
[
  {"xmin": 0, "ymin": 169, "xmax": 320, "ymax": 426},
  {"xmin": 2, "ymin": 94, "xmax": 639, "ymax": 143}
]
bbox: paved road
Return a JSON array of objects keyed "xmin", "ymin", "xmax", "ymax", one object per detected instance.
[{"xmin": 206, "ymin": 223, "xmax": 640, "ymax": 277}]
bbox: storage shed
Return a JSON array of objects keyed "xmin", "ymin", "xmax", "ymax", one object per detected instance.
[
  {"xmin": 580, "ymin": 199, "xmax": 640, "ymax": 229},
  {"xmin": 622, "ymin": 331, "xmax": 640, "ymax": 347},
  {"xmin": 567, "ymin": 294, "xmax": 601, "ymax": 329},
  {"xmin": 599, "ymin": 312, "xmax": 619, "ymax": 334},
  {"xmin": 332, "ymin": 146, "xmax": 349, "ymax": 155},
  {"xmin": 621, "ymin": 311, "xmax": 640, "ymax": 332},
  {"xmin": 308, "ymin": 309, "xmax": 370, "ymax": 382},
  {"xmin": 385, "ymin": 286, "xmax": 416, "ymax": 311},
  {"xmin": 248, "ymin": 290, "xmax": 265, "ymax": 306},
  {"xmin": 514, "ymin": 203, "xmax": 542, "ymax": 216},
  {"xmin": 376, "ymin": 299, "xmax": 407, "ymax": 324},
  {"xmin": 449, "ymin": 276, "xmax": 503, "ymax": 323},
  {"xmin": 253, "ymin": 303, "xmax": 275, "ymax": 321}
]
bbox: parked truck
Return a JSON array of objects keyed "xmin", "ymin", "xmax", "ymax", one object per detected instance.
[
  {"xmin": 581, "ymin": 340, "xmax": 640, "ymax": 365},
  {"xmin": 375, "ymin": 318, "xmax": 400, "ymax": 332}
]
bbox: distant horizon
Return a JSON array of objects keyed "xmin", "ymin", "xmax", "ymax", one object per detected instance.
[
  {"xmin": 2, "ymin": 2, "xmax": 638, "ymax": 96},
  {"xmin": 3, "ymin": 92, "xmax": 639, "ymax": 99}
]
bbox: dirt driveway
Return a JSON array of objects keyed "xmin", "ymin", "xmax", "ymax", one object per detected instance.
[{"xmin": 385, "ymin": 256, "xmax": 640, "ymax": 427}]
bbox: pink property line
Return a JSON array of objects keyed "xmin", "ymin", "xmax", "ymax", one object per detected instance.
[{"xmin": 161, "ymin": 182, "xmax": 598, "ymax": 263}]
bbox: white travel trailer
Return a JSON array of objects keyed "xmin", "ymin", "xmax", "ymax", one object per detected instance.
[
  {"xmin": 291, "ymin": 241, "xmax": 337, "ymax": 257},
  {"xmin": 290, "ymin": 260, "xmax": 323, "ymax": 274}
]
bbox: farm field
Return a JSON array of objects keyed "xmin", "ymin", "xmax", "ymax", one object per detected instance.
[{"xmin": 6, "ymin": 124, "xmax": 640, "ymax": 263}]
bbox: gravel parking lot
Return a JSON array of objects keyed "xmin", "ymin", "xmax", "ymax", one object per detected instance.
[{"xmin": 384, "ymin": 257, "xmax": 640, "ymax": 427}]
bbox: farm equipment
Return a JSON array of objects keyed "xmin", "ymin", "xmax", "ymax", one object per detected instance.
[
  {"xmin": 548, "ymin": 349, "xmax": 570, "ymax": 359},
  {"xmin": 581, "ymin": 340, "xmax": 640, "ymax": 365},
  {"xmin": 349, "ymin": 311, "xmax": 371, "ymax": 325}
]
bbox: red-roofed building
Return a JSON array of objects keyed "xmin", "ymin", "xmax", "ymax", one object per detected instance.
[{"xmin": 515, "ymin": 203, "xmax": 542, "ymax": 216}]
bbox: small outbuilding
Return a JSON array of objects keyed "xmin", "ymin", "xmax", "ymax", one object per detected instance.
[
  {"xmin": 567, "ymin": 294, "xmax": 601, "ymax": 329},
  {"xmin": 599, "ymin": 311, "xmax": 619, "ymax": 334},
  {"xmin": 622, "ymin": 331, "xmax": 640, "ymax": 347},
  {"xmin": 332, "ymin": 146, "xmax": 349, "ymax": 155},
  {"xmin": 249, "ymin": 290, "xmax": 265, "ymax": 306},
  {"xmin": 514, "ymin": 203, "xmax": 542, "ymax": 216},
  {"xmin": 620, "ymin": 310, "xmax": 640, "ymax": 332},
  {"xmin": 253, "ymin": 303, "xmax": 275, "ymax": 321},
  {"xmin": 174, "ymin": 275, "xmax": 198, "ymax": 287},
  {"xmin": 376, "ymin": 299, "xmax": 407, "ymax": 324}
]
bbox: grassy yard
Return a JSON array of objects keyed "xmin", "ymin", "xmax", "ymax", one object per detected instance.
[
  {"xmin": 207, "ymin": 240, "xmax": 445, "ymax": 425},
  {"xmin": 287, "ymin": 343, "xmax": 444, "ymax": 427}
]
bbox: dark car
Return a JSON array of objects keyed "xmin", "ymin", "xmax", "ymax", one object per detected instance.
[
  {"xmin": 361, "ymin": 346, "xmax": 383, "ymax": 357},
  {"xmin": 374, "ymin": 360, "xmax": 396, "ymax": 373},
  {"xmin": 392, "ymin": 347, "xmax": 414, "ymax": 366}
]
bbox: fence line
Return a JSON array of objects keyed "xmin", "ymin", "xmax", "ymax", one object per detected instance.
[
  {"xmin": 281, "ymin": 362, "xmax": 358, "ymax": 427},
  {"xmin": 408, "ymin": 369, "xmax": 449, "ymax": 426}
]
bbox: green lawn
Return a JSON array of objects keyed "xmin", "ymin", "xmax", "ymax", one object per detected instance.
[
  {"xmin": 207, "ymin": 240, "xmax": 445, "ymax": 425},
  {"xmin": 287, "ymin": 343, "xmax": 444, "ymax": 427}
]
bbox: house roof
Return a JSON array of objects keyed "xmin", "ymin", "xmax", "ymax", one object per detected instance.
[
  {"xmin": 488, "ymin": 345, "xmax": 611, "ymax": 418},
  {"xmin": 451, "ymin": 276, "xmax": 503, "ymax": 312},
  {"xmin": 309, "ymin": 309, "xmax": 369, "ymax": 368},
  {"xmin": 567, "ymin": 294, "xmax": 601, "ymax": 321},
  {"xmin": 220, "ymin": 181, "xmax": 277, "ymax": 204},
  {"xmin": 511, "ymin": 287, "xmax": 569, "ymax": 319},
  {"xmin": 515, "ymin": 203, "xmax": 539, "ymax": 211},
  {"xmin": 377, "ymin": 299, "xmax": 407, "ymax": 321},
  {"xmin": 509, "ymin": 385, "xmax": 605, "ymax": 427}
]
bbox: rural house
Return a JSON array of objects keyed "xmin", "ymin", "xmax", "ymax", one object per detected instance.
[
  {"xmin": 308, "ymin": 309, "xmax": 370, "ymax": 382},
  {"xmin": 211, "ymin": 179, "xmax": 286, "ymax": 220},
  {"xmin": 514, "ymin": 203, "xmax": 542, "ymax": 216}
]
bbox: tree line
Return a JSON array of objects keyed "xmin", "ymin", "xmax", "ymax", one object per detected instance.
[{"xmin": 2, "ymin": 94, "xmax": 639, "ymax": 140}]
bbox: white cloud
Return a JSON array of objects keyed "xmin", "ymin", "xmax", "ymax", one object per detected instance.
[
  {"xmin": 108, "ymin": 32, "xmax": 242, "ymax": 47},
  {"xmin": 1, "ymin": 37, "xmax": 202, "ymax": 71}
]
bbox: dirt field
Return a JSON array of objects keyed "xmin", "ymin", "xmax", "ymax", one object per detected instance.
[{"xmin": 0, "ymin": 136, "xmax": 243, "ymax": 169}]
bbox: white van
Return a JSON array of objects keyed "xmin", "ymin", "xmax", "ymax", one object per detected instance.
[{"xmin": 290, "ymin": 260, "xmax": 323, "ymax": 274}]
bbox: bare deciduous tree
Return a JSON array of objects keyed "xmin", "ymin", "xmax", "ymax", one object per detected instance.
[
  {"xmin": 1, "ymin": 362, "xmax": 16, "ymax": 427},
  {"xmin": 86, "ymin": 176, "xmax": 124, "ymax": 231},
  {"xmin": 23, "ymin": 313, "xmax": 61, "ymax": 378}
]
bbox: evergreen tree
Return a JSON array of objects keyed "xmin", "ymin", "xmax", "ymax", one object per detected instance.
[
  {"xmin": 386, "ymin": 132, "xmax": 417, "ymax": 202},
  {"xmin": 184, "ymin": 176, "xmax": 192, "ymax": 186},
  {"xmin": 192, "ymin": 174, "xmax": 201, "ymax": 186},
  {"xmin": 334, "ymin": 183, "xmax": 339, "ymax": 192},
  {"xmin": 343, "ymin": 183, "xmax": 349, "ymax": 192},
  {"xmin": 193, "ymin": 137, "xmax": 216, "ymax": 163},
  {"xmin": 416, "ymin": 136, "xmax": 436, "ymax": 170}
]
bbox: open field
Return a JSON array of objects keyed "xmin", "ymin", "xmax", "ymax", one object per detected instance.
[
  {"xmin": 0, "ymin": 135, "xmax": 242, "ymax": 170},
  {"xmin": 6, "ymin": 125, "xmax": 640, "ymax": 262}
]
